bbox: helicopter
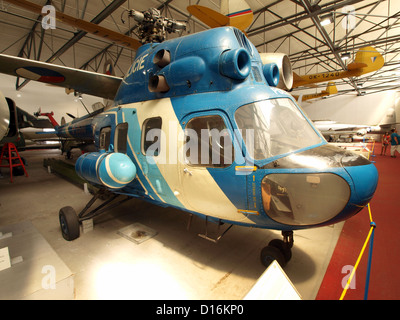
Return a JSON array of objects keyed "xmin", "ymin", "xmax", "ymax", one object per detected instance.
[{"xmin": 0, "ymin": 7, "xmax": 378, "ymax": 268}]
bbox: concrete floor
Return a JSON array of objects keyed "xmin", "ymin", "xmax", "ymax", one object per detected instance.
[{"xmin": 0, "ymin": 148, "xmax": 343, "ymax": 300}]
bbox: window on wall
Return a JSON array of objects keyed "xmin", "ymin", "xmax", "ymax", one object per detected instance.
[
  {"xmin": 114, "ymin": 122, "xmax": 128, "ymax": 153},
  {"xmin": 142, "ymin": 117, "xmax": 162, "ymax": 156},
  {"xmin": 184, "ymin": 115, "xmax": 234, "ymax": 168}
]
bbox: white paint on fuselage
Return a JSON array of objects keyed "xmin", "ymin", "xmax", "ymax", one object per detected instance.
[{"xmin": 120, "ymin": 98, "xmax": 255, "ymax": 224}]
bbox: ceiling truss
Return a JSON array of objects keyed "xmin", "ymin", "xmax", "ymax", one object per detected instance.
[{"xmin": 0, "ymin": 0, "xmax": 399, "ymax": 99}]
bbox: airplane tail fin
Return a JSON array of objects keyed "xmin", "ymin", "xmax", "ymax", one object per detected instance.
[
  {"xmin": 187, "ymin": 0, "xmax": 253, "ymax": 31},
  {"xmin": 348, "ymin": 46, "xmax": 384, "ymax": 73},
  {"xmin": 39, "ymin": 111, "xmax": 59, "ymax": 127},
  {"xmin": 221, "ymin": 0, "xmax": 253, "ymax": 31}
]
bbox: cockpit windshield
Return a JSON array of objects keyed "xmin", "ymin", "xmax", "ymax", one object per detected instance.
[{"xmin": 234, "ymin": 98, "xmax": 323, "ymax": 160}]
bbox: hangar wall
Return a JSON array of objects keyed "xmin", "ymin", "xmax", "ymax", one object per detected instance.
[{"xmin": 302, "ymin": 90, "xmax": 400, "ymax": 129}]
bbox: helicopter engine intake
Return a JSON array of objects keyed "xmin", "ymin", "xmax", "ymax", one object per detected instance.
[{"xmin": 219, "ymin": 48, "xmax": 251, "ymax": 80}]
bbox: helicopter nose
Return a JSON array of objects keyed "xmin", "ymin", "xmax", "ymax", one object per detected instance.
[{"xmin": 344, "ymin": 162, "xmax": 378, "ymax": 206}]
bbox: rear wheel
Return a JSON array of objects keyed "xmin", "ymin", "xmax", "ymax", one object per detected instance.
[{"xmin": 59, "ymin": 206, "xmax": 80, "ymax": 241}]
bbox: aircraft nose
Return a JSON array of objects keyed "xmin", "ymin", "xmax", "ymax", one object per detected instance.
[{"xmin": 344, "ymin": 162, "xmax": 378, "ymax": 206}]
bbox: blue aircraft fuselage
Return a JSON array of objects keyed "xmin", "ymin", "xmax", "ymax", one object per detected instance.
[{"xmin": 56, "ymin": 27, "xmax": 378, "ymax": 232}]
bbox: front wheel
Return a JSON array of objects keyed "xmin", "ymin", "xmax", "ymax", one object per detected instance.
[
  {"xmin": 269, "ymin": 239, "xmax": 292, "ymax": 263},
  {"xmin": 59, "ymin": 206, "xmax": 80, "ymax": 241},
  {"xmin": 260, "ymin": 245, "xmax": 286, "ymax": 268}
]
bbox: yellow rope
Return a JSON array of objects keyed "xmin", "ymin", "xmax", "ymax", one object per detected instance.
[
  {"xmin": 339, "ymin": 203, "xmax": 374, "ymax": 300},
  {"xmin": 367, "ymin": 202, "xmax": 373, "ymax": 223}
]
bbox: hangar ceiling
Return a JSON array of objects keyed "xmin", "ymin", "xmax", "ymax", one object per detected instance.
[{"xmin": 0, "ymin": 0, "xmax": 399, "ymax": 100}]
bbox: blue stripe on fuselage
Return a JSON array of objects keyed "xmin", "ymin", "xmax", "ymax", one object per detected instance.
[{"xmin": 121, "ymin": 107, "xmax": 184, "ymax": 209}]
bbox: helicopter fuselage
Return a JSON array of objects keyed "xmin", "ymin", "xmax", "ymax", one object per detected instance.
[{"xmin": 56, "ymin": 27, "xmax": 378, "ymax": 232}]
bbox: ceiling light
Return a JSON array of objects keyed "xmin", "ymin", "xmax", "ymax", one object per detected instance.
[
  {"xmin": 341, "ymin": 53, "xmax": 351, "ymax": 60},
  {"xmin": 320, "ymin": 13, "xmax": 333, "ymax": 26}
]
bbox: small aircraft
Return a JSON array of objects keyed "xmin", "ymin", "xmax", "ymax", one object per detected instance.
[
  {"xmin": 293, "ymin": 82, "xmax": 338, "ymax": 103},
  {"xmin": 292, "ymin": 46, "xmax": 384, "ymax": 88},
  {"xmin": 313, "ymin": 120, "xmax": 381, "ymax": 142},
  {"xmin": 0, "ymin": 7, "xmax": 379, "ymax": 268},
  {"xmin": 0, "ymin": 100, "xmax": 59, "ymax": 150}
]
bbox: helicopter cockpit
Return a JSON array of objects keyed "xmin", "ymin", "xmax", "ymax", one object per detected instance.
[{"xmin": 234, "ymin": 98, "xmax": 323, "ymax": 161}]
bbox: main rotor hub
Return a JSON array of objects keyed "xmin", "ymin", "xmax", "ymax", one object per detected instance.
[{"xmin": 128, "ymin": 8, "xmax": 186, "ymax": 44}]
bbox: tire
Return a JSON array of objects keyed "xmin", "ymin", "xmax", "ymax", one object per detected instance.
[
  {"xmin": 59, "ymin": 206, "xmax": 80, "ymax": 241},
  {"xmin": 260, "ymin": 245, "xmax": 286, "ymax": 268},
  {"xmin": 268, "ymin": 239, "xmax": 292, "ymax": 263}
]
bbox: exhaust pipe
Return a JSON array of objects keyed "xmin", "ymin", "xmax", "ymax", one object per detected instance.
[{"xmin": 260, "ymin": 53, "xmax": 293, "ymax": 90}]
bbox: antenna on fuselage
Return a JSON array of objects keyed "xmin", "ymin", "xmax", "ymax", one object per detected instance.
[{"xmin": 124, "ymin": 8, "xmax": 187, "ymax": 44}]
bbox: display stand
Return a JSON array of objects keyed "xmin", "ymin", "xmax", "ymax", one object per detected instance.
[
  {"xmin": 243, "ymin": 260, "xmax": 301, "ymax": 300},
  {"xmin": 0, "ymin": 142, "xmax": 28, "ymax": 182}
]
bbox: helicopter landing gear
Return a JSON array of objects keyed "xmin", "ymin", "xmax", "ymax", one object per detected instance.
[
  {"xmin": 59, "ymin": 206, "xmax": 80, "ymax": 241},
  {"xmin": 260, "ymin": 231, "xmax": 293, "ymax": 268},
  {"xmin": 58, "ymin": 189, "xmax": 132, "ymax": 241}
]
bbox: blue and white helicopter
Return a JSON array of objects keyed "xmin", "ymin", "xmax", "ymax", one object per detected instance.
[{"xmin": 0, "ymin": 7, "xmax": 378, "ymax": 267}]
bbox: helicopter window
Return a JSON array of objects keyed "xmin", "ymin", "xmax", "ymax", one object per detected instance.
[
  {"xmin": 184, "ymin": 115, "xmax": 234, "ymax": 168},
  {"xmin": 99, "ymin": 127, "xmax": 111, "ymax": 151},
  {"xmin": 235, "ymin": 98, "xmax": 322, "ymax": 160},
  {"xmin": 114, "ymin": 122, "xmax": 128, "ymax": 153},
  {"xmin": 142, "ymin": 117, "xmax": 162, "ymax": 156}
]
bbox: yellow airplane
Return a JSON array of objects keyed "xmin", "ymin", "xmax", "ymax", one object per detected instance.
[
  {"xmin": 292, "ymin": 82, "xmax": 338, "ymax": 102},
  {"xmin": 292, "ymin": 47, "xmax": 384, "ymax": 88},
  {"xmin": 187, "ymin": 0, "xmax": 253, "ymax": 32}
]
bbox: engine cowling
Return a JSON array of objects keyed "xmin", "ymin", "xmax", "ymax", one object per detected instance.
[
  {"xmin": 149, "ymin": 56, "xmax": 206, "ymax": 93},
  {"xmin": 259, "ymin": 53, "xmax": 293, "ymax": 91}
]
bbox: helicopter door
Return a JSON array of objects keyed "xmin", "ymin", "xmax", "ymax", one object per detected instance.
[{"xmin": 178, "ymin": 112, "xmax": 243, "ymax": 218}]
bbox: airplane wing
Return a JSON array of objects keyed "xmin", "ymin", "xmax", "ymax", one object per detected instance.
[
  {"xmin": 347, "ymin": 62, "xmax": 368, "ymax": 70},
  {"xmin": 6, "ymin": 0, "xmax": 141, "ymax": 50},
  {"xmin": 0, "ymin": 54, "xmax": 122, "ymax": 100},
  {"xmin": 313, "ymin": 120, "xmax": 373, "ymax": 133}
]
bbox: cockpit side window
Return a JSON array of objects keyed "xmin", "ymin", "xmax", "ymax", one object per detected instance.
[
  {"xmin": 99, "ymin": 127, "xmax": 111, "ymax": 151},
  {"xmin": 142, "ymin": 117, "xmax": 162, "ymax": 156},
  {"xmin": 184, "ymin": 115, "xmax": 234, "ymax": 168},
  {"xmin": 114, "ymin": 122, "xmax": 128, "ymax": 153}
]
